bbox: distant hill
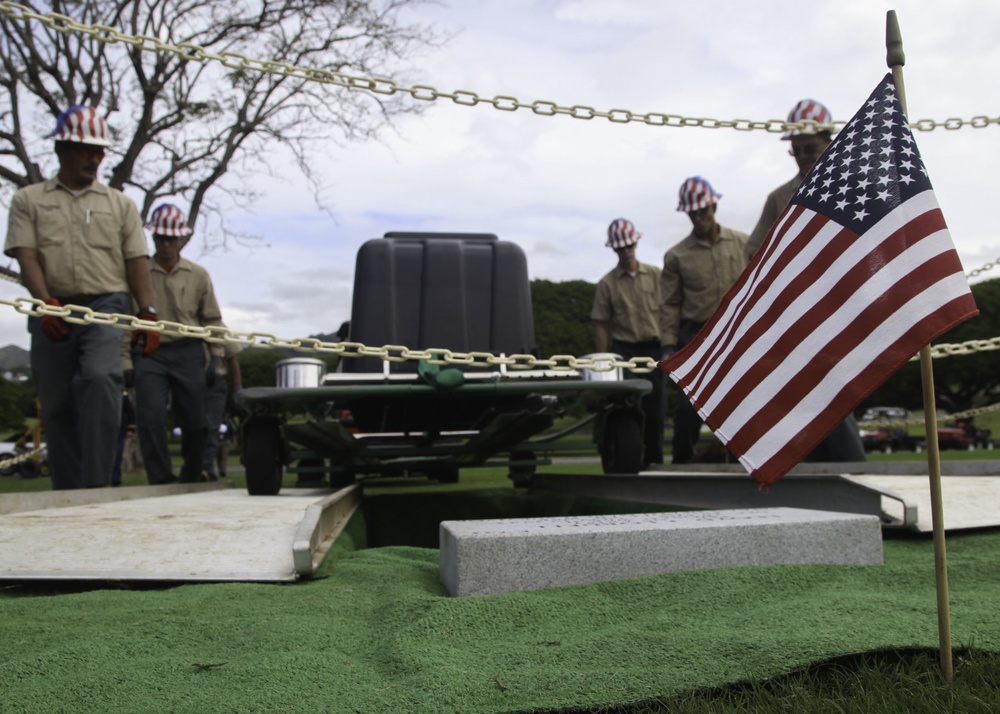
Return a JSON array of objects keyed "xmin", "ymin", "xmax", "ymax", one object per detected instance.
[{"xmin": 0, "ymin": 345, "xmax": 29, "ymax": 372}]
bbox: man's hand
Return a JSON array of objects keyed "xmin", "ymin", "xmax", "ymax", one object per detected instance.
[
  {"xmin": 40, "ymin": 298, "xmax": 69, "ymax": 342},
  {"xmin": 131, "ymin": 309, "xmax": 160, "ymax": 357},
  {"xmin": 660, "ymin": 345, "xmax": 677, "ymax": 362}
]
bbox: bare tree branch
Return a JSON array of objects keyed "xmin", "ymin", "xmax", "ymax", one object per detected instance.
[{"xmin": 0, "ymin": 0, "xmax": 442, "ymax": 247}]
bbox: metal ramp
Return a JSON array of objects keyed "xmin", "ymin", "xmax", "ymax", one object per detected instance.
[
  {"xmin": 530, "ymin": 461, "xmax": 1000, "ymax": 533},
  {"xmin": 0, "ymin": 483, "xmax": 360, "ymax": 582}
]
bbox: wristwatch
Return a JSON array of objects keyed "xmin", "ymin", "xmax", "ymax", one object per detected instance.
[{"xmin": 138, "ymin": 306, "xmax": 158, "ymax": 317}]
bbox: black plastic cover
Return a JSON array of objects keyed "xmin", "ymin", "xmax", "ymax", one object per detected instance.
[{"xmin": 344, "ymin": 232, "xmax": 536, "ymax": 373}]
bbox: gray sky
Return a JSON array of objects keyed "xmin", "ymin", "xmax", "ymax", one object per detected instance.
[{"xmin": 2, "ymin": 0, "xmax": 997, "ymax": 352}]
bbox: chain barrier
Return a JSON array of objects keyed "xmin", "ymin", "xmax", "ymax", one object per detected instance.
[
  {"xmin": 858, "ymin": 401, "xmax": 1000, "ymax": 429},
  {"xmin": 966, "ymin": 257, "xmax": 1000, "ymax": 281},
  {"xmin": 0, "ymin": 1, "xmax": 997, "ymax": 134},
  {"xmin": 0, "ymin": 296, "xmax": 659, "ymax": 373},
  {"xmin": 0, "ymin": 445, "xmax": 44, "ymax": 472},
  {"xmin": 3, "ymin": 295, "xmax": 999, "ymax": 374},
  {"xmin": 0, "ymin": 4, "xmax": 998, "ymax": 372},
  {"xmin": 923, "ymin": 336, "xmax": 1000, "ymax": 359}
]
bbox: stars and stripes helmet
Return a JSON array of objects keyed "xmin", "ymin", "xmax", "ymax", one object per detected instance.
[
  {"xmin": 606, "ymin": 218, "xmax": 641, "ymax": 249},
  {"xmin": 782, "ymin": 99, "xmax": 833, "ymax": 139},
  {"xmin": 676, "ymin": 176, "xmax": 722, "ymax": 213},
  {"xmin": 46, "ymin": 105, "xmax": 112, "ymax": 147},
  {"xmin": 145, "ymin": 203, "xmax": 194, "ymax": 237}
]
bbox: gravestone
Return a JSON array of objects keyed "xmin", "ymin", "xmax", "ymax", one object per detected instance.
[{"xmin": 440, "ymin": 507, "xmax": 882, "ymax": 597}]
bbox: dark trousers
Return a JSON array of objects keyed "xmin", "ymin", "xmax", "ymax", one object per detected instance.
[
  {"xmin": 611, "ymin": 340, "xmax": 665, "ymax": 466},
  {"xmin": 805, "ymin": 413, "xmax": 867, "ymax": 462},
  {"xmin": 29, "ymin": 292, "xmax": 129, "ymax": 489},
  {"xmin": 135, "ymin": 340, "xmax": 207, "ymax": 484},
  {"xmin": 202, "ymin": 376, "xmax": 228, "ymax": 478}
]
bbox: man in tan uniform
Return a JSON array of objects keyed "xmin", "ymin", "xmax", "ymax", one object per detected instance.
[
  {"xmin": 134, "ymin": 204, "xmax": 226, "ymax": 484},
  {"xmin": 591, "ymin": 218, "xmax": 664, "ymax": 467},
  {"xmin": 4, "ymin": 106, "xmax": 158, "ymax": 489},
  {"xmin": 745, "ymin": 99, "xmax": 834, "ymax": 261},
  {"xmin": 743, "ymin": 100, "xmax": 866, "ymax": 463},
  {"xmin": 661, "ymin": 177, "xmax": 748, "ymax": 463}
]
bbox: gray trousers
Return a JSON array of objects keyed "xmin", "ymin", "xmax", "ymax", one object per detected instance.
[
  {"xmin": 202, "ymin": 376, "xmax": 228, "ymax": 477},
  {"xmin": 134, "ymin": 340, "xmax": 207, "ymax": 484},
  {"xmin": 29, "ymin": 292, "xmax": 129, "ymax": 490}
]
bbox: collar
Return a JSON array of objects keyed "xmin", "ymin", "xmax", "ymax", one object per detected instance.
[
  {"xmin": 44, "ymin": 177, "xmax": 109, "ymax": 196},
  {"xmin": 689, "ymin": 225, "xmax": 736, "ymax": 248},
  {"xmin": 612, "ymin": 262, "xmax": 652, "ymax": 278},
  {"xmin": 151, "ymin": 256, "xmax": 191, "ymax": 274}
]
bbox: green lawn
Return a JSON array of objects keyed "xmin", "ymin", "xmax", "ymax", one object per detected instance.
[{"xmin": 2, "ymin": 465, "xmax": 1000, "ymax": 712}]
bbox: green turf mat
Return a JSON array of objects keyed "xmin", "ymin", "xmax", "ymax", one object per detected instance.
[{"xmin": 2, "ymin": 509, "xmax": 999, "ymax": 712}]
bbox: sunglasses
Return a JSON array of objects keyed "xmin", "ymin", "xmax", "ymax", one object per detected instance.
[
  {"xmin": 153, "ymin": 234, "xmax": 181, "ymax": 242},
  {"xmin": 687, "ymin": 207, "xmax": 713, "ymax": 219}
]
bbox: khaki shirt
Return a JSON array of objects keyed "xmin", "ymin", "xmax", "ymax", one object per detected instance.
[
  {"xmin": 591, "ymin": 262, "xmax": 661, "ymax": 344},
  {"xmin": 148, "ymin": 257, "xmax": 224, "ymax": 355},
  {"xmin": 4, "ymin": 178, "xmax": 148, "ymax": 297},
  {"xmin": 660, "ymin": 225, "xmax": 748, "ymax": 347},
  {"xmin": 745, "ymin": 175, "xmax": 801, "ymax": 260}
]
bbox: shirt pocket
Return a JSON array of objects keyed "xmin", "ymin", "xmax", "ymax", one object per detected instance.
[
  {"xmin": 35, "ymin": 203, "xmax": 68, "ymax": 248},
  {"xmin": 681, "ymin": 264, "xmax": 707, "ymax": 292},
  {"xmin": 87, "ymin": 208, "xmax": 120, "ymax": 251}
]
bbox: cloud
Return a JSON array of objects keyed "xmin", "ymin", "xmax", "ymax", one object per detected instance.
[{"xmin": 1, "ymin": 0, "xmax": 998, "ymax": 355}]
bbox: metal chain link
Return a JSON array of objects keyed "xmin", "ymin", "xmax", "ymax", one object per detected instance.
[
  {"xmin": 0, "ymin": 296, "xmax": 657, "ymax": 372},
  {"xmin": 858, "ymin": 400, "xmax": 1000, "ymax": 429},
  {"xmin": 0, "ymin": 1, "xmax": 995, "ymax": 134},
  {"xmin": 0, "ymin": 445, "xmax": 44, "ymax": 471},
  {"xmin": 966, "ymin": 257, "xmax": 1000, "ymax": 280},
  {"xmin": 2, "ymin": 296, "xmax": 998, "ymax": 372},
  {"xmin": 1, "ymin": 4, "xmax": 998, "ymax": 374},
  {"xmin": 923, "ymin": 336, "xmax": 1000, "ymax": 360},
  {"xmin": 0, "ymin": 297, "xmax": 1000, "ymax": 374}
]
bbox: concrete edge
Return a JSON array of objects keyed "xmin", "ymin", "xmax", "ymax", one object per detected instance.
[
  {"xmin": 0, "ymin": 480, "xmax": 234, "ymax": 515},
  {"xmin": 292, "ymin": 483, "xmax": 363, "ymax": 577}
]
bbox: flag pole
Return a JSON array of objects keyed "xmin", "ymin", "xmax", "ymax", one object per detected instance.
[{"xmin": 885, "ymin": 9, "xmax": 954, "ymax": 682}]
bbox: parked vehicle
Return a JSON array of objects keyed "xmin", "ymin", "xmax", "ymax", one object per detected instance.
[
  {"xmin": 937, "ymin": 418, "xmax": 992, "ymax": 450},
  {"xmin": 860, "ymin": 427, "xmax": 923, "ymax": 453},
  {"xmin": 0, "ymin": 429, "xmax": 47, "ymax": 479},
  {"xmin": 859, "ymin": 406, "xmax": 911, "ymax": 424}
]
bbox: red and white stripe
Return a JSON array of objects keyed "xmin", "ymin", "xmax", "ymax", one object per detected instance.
[
  {"xmin": 145, "ymin": 204, "xmax": 193, "ymax": 237},
  {"xmin": 662, "ymin": 189, "xmax": 977, "ymax": 486}
]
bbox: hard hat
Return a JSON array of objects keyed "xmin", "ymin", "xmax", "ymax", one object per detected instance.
[
  {"xmin": 145, "ymin": 203, "xmax": 193, "ymax": 237},
  {"xmin": 676, "ymin": 176, "xmax": 722, "ymax": 213},
  {"xmin": 782, "ymin": 99, "xmax": 832, "ymax": 139},
  {"xmin": 606, "ymin": 218, "xmax": 641, "ymax": 249},
  {"xmin": 46, "ymin": 105, "xmax": 112, "ymax": 147}
]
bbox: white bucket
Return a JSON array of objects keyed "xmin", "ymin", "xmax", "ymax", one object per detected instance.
[
  {"xmin": 275, "ymin": 358, "xmax": 327, "ymax": 388},
  {"xmin": 580, "ymin": 353, "xmax": 623, "ymax": 382}
]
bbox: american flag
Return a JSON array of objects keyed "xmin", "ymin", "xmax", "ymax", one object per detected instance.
[{"xmin": 659, "ymin": 74, "xmax": 978, "ymax": 486}]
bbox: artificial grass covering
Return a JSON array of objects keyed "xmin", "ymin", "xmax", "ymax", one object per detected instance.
[{"xmin": 2, "ymin": 487, "xmax": 1000, "ymax": 713}]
